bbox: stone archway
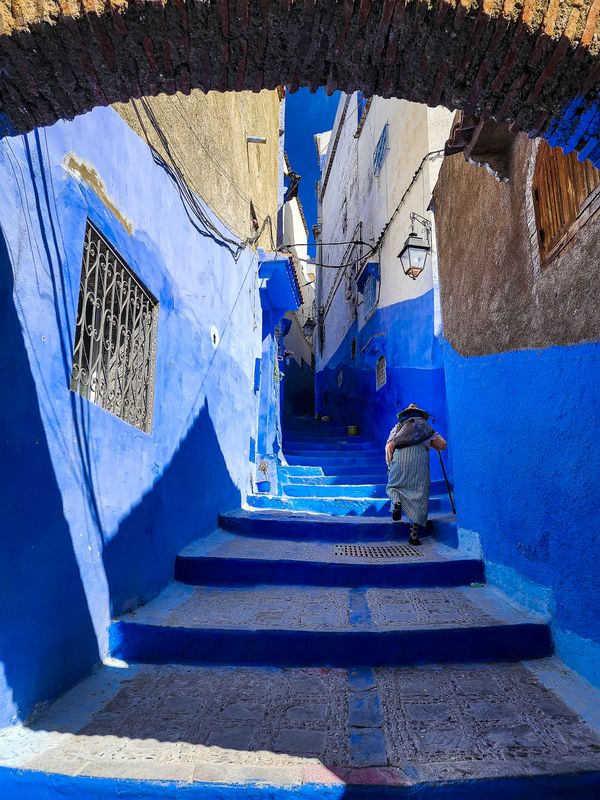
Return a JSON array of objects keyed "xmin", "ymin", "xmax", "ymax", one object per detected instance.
[{"xmin": 1, "ymin": 1, "xmax": 599, "ymax": 158}]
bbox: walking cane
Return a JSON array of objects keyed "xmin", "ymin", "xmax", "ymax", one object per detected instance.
[{"xmin": 437, "ymin": 451, "xmax": 456, "ymax": 515}]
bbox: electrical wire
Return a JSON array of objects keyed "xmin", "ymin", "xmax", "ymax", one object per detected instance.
[
  {"xmin": 169, "ymin": 94, "xmax": 269, "ymax": 218},
  {"xmin": 131, "ymin": 97, "xmax": 276, "ymax": 261}
]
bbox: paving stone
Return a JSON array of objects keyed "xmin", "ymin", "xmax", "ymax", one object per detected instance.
[
  {"xmin": 348, "ymin": 692, "xmax": 384, "ymax": 728},
  {"xmin": 274, "ymin": 729, "xmax": 326, "ymax": 757},
  {"xmin": 206, "ymin": 726, "xmax": 257, "ymax": 750},
  {"xmin": 377, "ymin": 663, "xmax": 600, "ymax": 779},
  {"xmin": 348, "ymin": 667, "xmax": 377, "ymax": 692},
  {"xmin": 3, "ymin": 657, "xmax": 600, "ymax": 789},
  {"xmin": 349, "ymin": 728, "xmax": 388, "ymax": 767},
  {"xmin": 284, "ymin": 703, "xmax": 329, "ymax": 724},
  {"xmin": 222, "ymin": 702, "xmax": 267, "ymax": 722}
]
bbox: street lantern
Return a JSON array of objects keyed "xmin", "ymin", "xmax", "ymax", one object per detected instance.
[{"xmin": 398, "ymin": 212, "xmax": 432, "ymax": 280}]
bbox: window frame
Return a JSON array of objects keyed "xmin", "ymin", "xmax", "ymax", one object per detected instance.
[
  {"xmin": 532, "ymin": 141, "xmax": 600, "ymax": 266},
  {"xmin": 373, "ymin": 123, "xmax": 390, "ymax": 177}
]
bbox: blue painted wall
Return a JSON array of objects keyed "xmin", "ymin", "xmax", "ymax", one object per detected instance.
[
  {"xmin": 443, "ymin": 339, "xmax": 600, "ymax": 687},
  {"xmin": 0, "ymin": 109, "xmax": 264, "ymax": 725},
  {"xmin": 316, "ymin": 291, "xmax": 449, "ymax": 480}
]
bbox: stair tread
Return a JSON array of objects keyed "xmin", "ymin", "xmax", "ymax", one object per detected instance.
[
  {"xmin": 178, "ymin": 529, "xmax": 471, "ymax": 565},
  {"xmin": 4, "ymin": 659, "xmax": 599, "ymax": 794},
  {"xmin": 224, "ymin": 507, "xmax": 454, "ymax": 525},
  {"xmin": 116, "ymin": 581, "xmax": 544, "ymax": 633}
]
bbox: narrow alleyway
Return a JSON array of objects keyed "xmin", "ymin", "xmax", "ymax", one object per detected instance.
[{"xmin": 2, "ymin": 417, "xmax": 599, "ymax": 797}]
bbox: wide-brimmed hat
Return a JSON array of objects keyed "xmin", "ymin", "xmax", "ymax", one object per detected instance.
[{"xmin": 397, "ymin": 403, "xmax": 429, "ymax": 421}]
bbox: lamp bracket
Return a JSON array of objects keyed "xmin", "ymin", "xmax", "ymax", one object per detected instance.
[{"xmin": 409, "ymin": 212, "xmax": 432, "ymax": 244}]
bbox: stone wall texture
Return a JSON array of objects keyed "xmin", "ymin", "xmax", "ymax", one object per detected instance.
[
  {"xmin": 433, "ymin": 133, "xmax": 600, "ymax": 355},
  {"xmin": 1, "ymin": 0, "xmax": 600, "ymax": 154}
]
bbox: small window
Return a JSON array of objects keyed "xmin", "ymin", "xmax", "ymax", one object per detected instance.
[
  {"xmin": 341, "ymin": 197, "xmax": 348, "ymax": 236},
  {"xmin": 355, "ymin": 92, "xmax": 372, "ymax": 137},
  {"xmin": 533, "ymin": 141, "xmax": 600, "ymax": 264},
  {"xmin": 70, "ymin": 221, "xmax": 159, "ymax": 432},
  {"xmin": 363, "ymin": 274, "xmax": 378, "ymax": 321},
  {"xmin": 337, "ymin": 368, "xmax": 344, "ymax": 387},
  {"xmin": 351, "ymin": 337, "xmax": 357, "ymax": 359},
  {"xmin": 373, "ymin": 124, "xmax": 389, "ymax": 176},
  {"xmin": 375, "ymin": 355, "xmax": 386, "ymax": 391},
  {"xmin": 357, "ymin": 92, "xmax": 368, "ymax": 125}
]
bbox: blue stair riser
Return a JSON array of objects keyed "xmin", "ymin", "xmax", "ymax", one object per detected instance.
[
  {"xmin": 283, "ymin": 475, "xmax": 390, "ymax": 486},
  {"xmin": 3, "ymin": 766, "xmax": 600, "ymax": 800},
  {"xmin": 283, "ymin": 439, "xmax": 376, "ymax": 449},
  {"xmin": 284, "ymin": 425, "xmax": 347, "ymax": 433},
  {"xmin": 282, "ymin": 484, "xmax": 389, "ymax": 498},
  {"xmin": 285, "ymin": 448, "xmax": 382, "ymax": 458},
  {"xmin": 247, "ymin": 495, "xmax": 448, "ymax": 516},
  {"xmin": 279, "ymin": 466, "xmax": 324, "ymax": 476},
  {"xmin": 286, "ymin": 456, "xmax": 385, "ymax": 467},
  {"xmin": 219, "ymin": 513, "xmax": 456, "ymax": 542},
  {"xmin": 175, "ymin": 555, "xmax": 485, "ymax": 588},
  {"xmin": 110, "ymin": 621, "xmax": 552, "ymax": 668}
]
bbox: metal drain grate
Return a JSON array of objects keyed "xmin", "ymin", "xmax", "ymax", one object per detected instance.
[{"xmin": 333, "ymin": 544, "xmax": 422, "ymax": 558}]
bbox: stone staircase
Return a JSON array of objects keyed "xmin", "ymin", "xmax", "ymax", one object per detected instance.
[{"xmin": 1, "ymin": 415, "xmax": 600, "ymax": 798}]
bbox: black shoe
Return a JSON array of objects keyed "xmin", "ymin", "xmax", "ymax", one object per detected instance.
[
  {"xmin": 392, "ymin": 504, "xmax": 402, "ymax": 521},
  {"xmin": 408, "ymin": 524, "xmax": 422, "ymax": 546}
]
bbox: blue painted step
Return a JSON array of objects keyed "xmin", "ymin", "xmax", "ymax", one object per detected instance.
[
  {"xmin": 283, "ymin": 439, "xmax": 377, "ymax": 450},
  {"xmin": 284, "ymin": 447, "xmax": 381, "ymax": 457},
  {"xmin": 281, "ymin": 464, "xmax": 384, "ymax": 477},
  {"xmin": 175, "ymin": 533, "xmax": 484, "ymax": 588},
  {"xmin": 286, "ymin": 455, "xmax": 385, "ymax": 467},
  {"xmin": 282, "ymin": 483, "xmax": 389, "ymax": 498},
  {"xmin": 110, "ymin": 583, "xmax": 552, "ymax": 668},
  {"xmin": 247, "ymin": 494, "xmax": 448, "ymax": 516},
  {"xmin": 283, "ymin": 474, "xmax": 390, "ymax": 485},
  {"xmin": 219, "ymin": 509, "xmax": 457, "ymax": 541}
]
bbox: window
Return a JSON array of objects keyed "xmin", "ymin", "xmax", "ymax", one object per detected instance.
[
  {"xmin": 375, "ymin": 355, "xmax": 386, "ymax": 391},
  {"xmin": 337, "ymin": 368, "xmax": 344, "ymax": 387},
  {"xmin": 357, "ymin": 92, "xmax": 368, "ymax": 125},
  {"xmin": 363, "ymin": 274, "xmax": 378, "ymax": 321},
  {"xmin": 341, "ymin": 197, "xmax": 348, "ymax": 236},
  {"xmin": 70, "ymin": 221, "xmax": 159, "ymax": 432},
  {"xmin": 373, "ymin": 124, "xmax": 389, "ymax": 176},
  {"xmin": 533, "ymin": 141, "xmax": 600, "ymax": 264},
  {"xmin": 355, "ymin": 92, "xmax": 372, "ymax": 138},
  {"xmin": 351, "ymin": 337, "xmax": 357, "ymax": 359}
]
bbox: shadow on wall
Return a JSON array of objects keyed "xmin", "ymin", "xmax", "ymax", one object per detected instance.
[
  {"xmin": 283, "ymin": 358, "xmax": 314, "ymax": 417},
  {"xmin": 24, "ymin": 131, "xmax": 107, "ymax": 543},
  {"xmin": 0, "ymin": 222, "xmax": 99, "ymax": 728},
  {"xmin": 23, "ymin": 126, "xmax": 242, "ymax": 618},
  {"xmin": 102, "ymin": 401, "xmax": 241, "ymax": 617}
]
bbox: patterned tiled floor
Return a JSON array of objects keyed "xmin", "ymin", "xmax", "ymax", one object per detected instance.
[
  {"xmin": 124, "ymin": 583, "xmax": 527, "ymax": 632},
  {"xmin": 2, "ymin": 660, "xmax": 599, "ymax": 787}
]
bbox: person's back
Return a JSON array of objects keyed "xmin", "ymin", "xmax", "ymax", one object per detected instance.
[{"xmin": 385, "ymin": 403, "xmax": 447, "ymax": 545}]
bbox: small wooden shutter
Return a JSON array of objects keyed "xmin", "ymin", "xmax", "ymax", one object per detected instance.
[{"xmin": 532, "ymin": 141, "xmax": 600, "ymax": 262}]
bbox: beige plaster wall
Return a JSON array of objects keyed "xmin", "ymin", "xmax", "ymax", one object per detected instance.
[
  {"xmin": 114, "ymin": 90, "xmax": 281, "ymax": 247},
  {"xmin": 433, "ymin": 134, "xmax": 600, "ymax": 356}
]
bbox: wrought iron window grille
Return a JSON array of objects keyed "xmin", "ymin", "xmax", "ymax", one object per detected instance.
[
  {"xmin": 70, "ymin": 221, "xmax": 159, "ymax": 433},
  {"xmin": 375, "ymin": 354, "xmax": 387, "ymax": 391}
]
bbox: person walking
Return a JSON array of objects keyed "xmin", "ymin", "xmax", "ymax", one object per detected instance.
[{"xmin": 385, "ymin": 403, "xmax": 447, "ymax": 545}]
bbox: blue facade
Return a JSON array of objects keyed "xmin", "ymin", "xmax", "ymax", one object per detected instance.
[
  {"xmin": 0, "ymin": 108, "xmax": 277, "ymax": 726},
  {"xmin": 443, "ymin": 339, "xmax": 600, "ymax": 687},
  {"xmin": 316, "ymin": 290, "xmax": 448, "ymax": 481}
]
